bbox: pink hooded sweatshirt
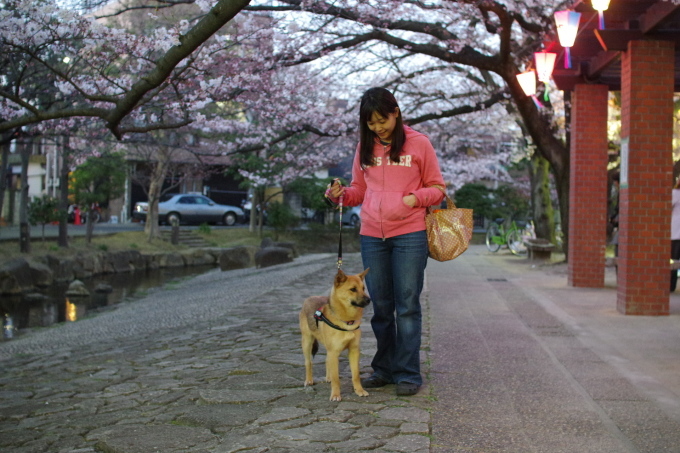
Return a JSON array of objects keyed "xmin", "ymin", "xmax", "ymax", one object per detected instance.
[{"xmin": 338, "ymin": 126, "xmax": 446, "ymax": 239}]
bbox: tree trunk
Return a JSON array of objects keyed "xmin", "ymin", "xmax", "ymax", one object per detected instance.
[
  {"xmin": 85, "ymin": 208, "xmax": 95, "ymax": 244},
  {"xmin": 58, "ymin": 136, "xmax": 70, "ymax": 248},
  {"xmin": 19, "ymin": 140, "xmax": 30, "ymax": 253},
  {"xmin": 503, "ymin": 67, "xmax": 570, "ymax": 260},
  {"xmin": 0, "ymin": 139, "xmax": 10, "ymax": 226},
  {"xmin": 249, "ymin": 189, "xmax": 261, "ymax": 235},
  {"xmin": 144, "ymin": 148, "xmax": 171, "ymax": 242},
  {"xmin": 529, "ymin": 152, "xmax": 555, "ymax": 242}
]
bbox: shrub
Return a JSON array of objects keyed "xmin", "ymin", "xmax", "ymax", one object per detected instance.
[{"xmin": 267, "ymin": 201, "xmax": 299, "ymax": 239}]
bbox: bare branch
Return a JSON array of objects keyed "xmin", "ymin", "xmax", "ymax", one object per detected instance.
[{"xmin": 406, "ymin": 90, "xmax": 511, "ymax": 126}]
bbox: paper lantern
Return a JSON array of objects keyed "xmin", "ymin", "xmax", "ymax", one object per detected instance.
[
  {"xmin": 592, "ymin": 0, "xmax": 611, "ymax": 29},
  {"xmin": 534, "ymin": 51, "xmax": 556, "ymax": 101},
  {"xmin": 516, "ymin": 70, "xmax": 543, "ymax": 109},
  {"xmin": 554, "ymin": 10, "xmax": 581, "ymax": 69},
  {"xmin": 534, "ymin": 52, "xmax": 557, "ymax": 82}
]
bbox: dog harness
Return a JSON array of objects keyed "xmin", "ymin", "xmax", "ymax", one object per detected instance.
[{"xmin": 314, "ymin": 310, "xmax": 360, "ymax": 332}]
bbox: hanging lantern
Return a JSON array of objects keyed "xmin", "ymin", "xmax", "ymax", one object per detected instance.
[
  {"xmin": 534, "ymin": 51, "xmax": 556, "ymax": 101},
  {"xmin": 592, "ymin": 0, "xmax": 611, "ymax": 29},
  {"xmin": 534, "ymin": 52, "xmax": 557, "ymax": 82},
  {"xmin": 554, "ymin": 10, "xmax": 581, "ymax": 69},
  {"xmin": 516, "ymin": 70, "xmax": 543, "ymax": 109}
]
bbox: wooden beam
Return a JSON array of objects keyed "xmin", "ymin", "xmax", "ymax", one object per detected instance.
[
  {"xmin": 552, "ymin": 69, "xmax": 584, "ymax": 92},
  {"xmin": 587, "ymin": 51, "xmax": 621, "ymax": 77},
  {"xmin": 594, "ymin": 29, "xmax": 644, "ymax": 51},
  {"xmin": 639, "ymin": 2, "xmax": 680, "ymax": 33}
]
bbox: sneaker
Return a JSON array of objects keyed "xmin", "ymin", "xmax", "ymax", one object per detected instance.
[
  {"xmin": 361, "ymin": 375, "xmax": 391, "ymax": 388},
  {"xmin": 396, "ymin": 382, "xmax": 420, "ymax": 396}
]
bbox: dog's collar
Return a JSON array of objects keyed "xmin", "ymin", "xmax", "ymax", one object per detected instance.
[{"xmin": 314, "ymin": 310, "xmax": 360, "ymax": 332}]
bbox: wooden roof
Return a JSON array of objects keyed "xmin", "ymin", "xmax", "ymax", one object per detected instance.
[{"xmin": 551, "ymin": 0, "xmax": 680, "ymax": 91}]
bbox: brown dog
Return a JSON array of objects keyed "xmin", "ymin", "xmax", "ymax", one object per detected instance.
[{"xmin": 299, "ymin": 268, "xmax": 371, "ymax": 401}]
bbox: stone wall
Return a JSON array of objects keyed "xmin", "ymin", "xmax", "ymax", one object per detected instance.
[{"xmin": 0, "ymin": 246, "xmax": 258, "ymax": 295}]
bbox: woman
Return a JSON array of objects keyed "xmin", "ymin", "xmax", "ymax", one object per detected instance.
[
  {"xmin": 328, "ymin": 87, "xmax": 445, "ymax": 396},
  {"xmin": 671, "ymin": 179, "xmax": 680, "ymax": 291}
]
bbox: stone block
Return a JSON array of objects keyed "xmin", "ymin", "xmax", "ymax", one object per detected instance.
[
  {"xmin": 219, "ymin": 246, "xmax": 254, "ymax": 271},
  {"xmin": 0, "ymin": 258, "xmax": 53, "ymax": 294},
  {"xmin": 45, "ymin": 254, "xmax": 76, "ymax": 283},
  {"xmin": 255, "ymin": 246, "xmax": 294, "ymax": 268}
]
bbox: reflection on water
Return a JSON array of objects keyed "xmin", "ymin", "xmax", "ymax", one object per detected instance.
[{"xmin": 1, "ymin": 264, "xmax": 216, "ymax": 339}]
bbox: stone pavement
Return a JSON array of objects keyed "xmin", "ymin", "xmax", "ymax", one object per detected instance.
[
  {"xmin": 2, "ymin": 245, "xmax": 680, "ymax": 452},
  {"xmin": 0, "ymin": 253, "xmax": 431, "ymax": 453},
  {"xmin": 428, "ymin": 246, "xmax": 680, "ymax": 452}
]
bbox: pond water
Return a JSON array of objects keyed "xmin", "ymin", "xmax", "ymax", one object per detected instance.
[{"xmin": 1, "ymin": 264, "xmax": 217, "ymax": 340}]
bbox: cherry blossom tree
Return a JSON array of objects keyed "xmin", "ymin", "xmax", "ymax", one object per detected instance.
[
  {"xmin": 0, "ymin": 0, "xmax": 251, "ymax": 138},
  {"xmin": 1, "ymin": 0, "xmax": 351, "ymax": 241},
  {"xmin": 1, "ymin": 0, "xmax": 564, "ymax": 250},
  {"xmin": 241, "ymin": 0, "xmax": 572, "ymax": 251},
  {"xmin": 0, "ymin": 0, "xmax": 252, "ymax": 247}
]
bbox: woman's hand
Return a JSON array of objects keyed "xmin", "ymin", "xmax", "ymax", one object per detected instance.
[
  {"xmin": 330, "ymin": 181, "xmax": 345, "ymax": 198},
  {"xmin": 403, "ymin": 194, "xmax": 417, "ymax": 207}
]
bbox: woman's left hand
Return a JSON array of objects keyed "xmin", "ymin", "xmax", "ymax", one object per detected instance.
[{"xmin": 403, "ymin": 194, "xmax": 417, "ymax": 207}]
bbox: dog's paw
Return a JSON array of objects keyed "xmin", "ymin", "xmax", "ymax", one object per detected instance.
[
  {"xmin": 355, "ymin": 388, "xmax": 369, "ymax": 397},
  {"xmin": 304, "ymin": 379, "xmax": 314, "ymax": 387},
  {"xmin": 329, "ymin": 393, "xmax": 342, "ymax": 402}
]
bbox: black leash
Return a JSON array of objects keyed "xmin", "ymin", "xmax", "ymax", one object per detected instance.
[
  {"xmin": 314, "ymin": 310, "xmax": 359, "ymax": 331},
  {"xmin": 324, "ymin": 178, "xmax": 344, "ymax": 269},
  {"xmin": 337, "ymin": 194, "xmax": 343, "ymax": 269}
]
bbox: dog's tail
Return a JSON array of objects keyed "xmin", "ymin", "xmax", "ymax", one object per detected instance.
[{"xmin": 312, "ymin": 339, "xmax": 319, "ymax": 358}]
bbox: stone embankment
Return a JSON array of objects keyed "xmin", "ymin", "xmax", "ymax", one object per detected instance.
[{"xmin": 0, "ymin": 240, "xmax": 298, "ymax": 296}]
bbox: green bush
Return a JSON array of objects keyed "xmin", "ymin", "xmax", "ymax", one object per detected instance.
[
  {"xmin": 455, "ymin": 183, "xmax": 530, "ymax": 222},
  {"xmin": 267, "ymin": 201, "xmax": 299, "ymax": 238},
  {"xmin": 28, "ymin": 195, "xmax": 65, "ymax": 241}
]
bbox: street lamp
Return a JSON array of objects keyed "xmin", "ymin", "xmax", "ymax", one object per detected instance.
[{"xmin": 554, "ymin": 10, "xmax": 581, "ymax": 69}]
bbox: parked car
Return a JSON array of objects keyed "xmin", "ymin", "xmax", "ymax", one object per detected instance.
[
  {"xmin": 133, "ymin": 194, "xmax": 245, "ymax": 226},
  {"xmin": 341, "ymin": 206, "xmax": 361, "ymax": 227}
]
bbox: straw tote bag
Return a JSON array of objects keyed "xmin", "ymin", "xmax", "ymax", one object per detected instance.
[{"xmin": 425, "ymin": 187, "xmax": 474, "ymax": 261}]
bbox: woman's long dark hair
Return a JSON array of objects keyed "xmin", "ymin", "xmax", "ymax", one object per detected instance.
[{"xmin": 359, "ymin": 87, "xmax": 405, "ymax": 168}]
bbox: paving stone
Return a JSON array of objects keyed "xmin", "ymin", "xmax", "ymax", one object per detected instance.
[
  {"xmin": 381, "ymin": 434, "xmax": 430, "ymax": 452},
  {"xmin": 254, "ymin": 406, "xmax": 312, "ymax": 425},
  {"xmin": 376, "ymin": 407, "xmax": 430, "ymax": 423},
  {"xmin": 94, "ymin": 424, "xmax": 219, "ymax": 453}
]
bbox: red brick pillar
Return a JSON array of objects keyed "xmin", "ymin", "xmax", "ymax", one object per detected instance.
[
  {"xmin": 618, "ymin": 40, "xmax": 675, "ymax": 315},
  {"xmin": 568, "ymin": 84, "xmax": 609, "ymax": 287}
]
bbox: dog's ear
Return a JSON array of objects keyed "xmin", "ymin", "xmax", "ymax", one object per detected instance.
[
  {"xmin": 359, "ymin": 268, "xmax": 370, "ymax": 280},
  {"xmin": 335, "ymin": 269, "xmax": 348, "ymax": 285}
]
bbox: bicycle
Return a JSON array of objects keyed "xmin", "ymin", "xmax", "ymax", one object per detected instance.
[{"xmin": 485, "ymin": 218, "xmax": 535, "ymax": 255}]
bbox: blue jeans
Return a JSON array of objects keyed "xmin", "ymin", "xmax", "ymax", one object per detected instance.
[{"xmin": 360, "ymin": 231, "xmax": 428, "ymax": 386}]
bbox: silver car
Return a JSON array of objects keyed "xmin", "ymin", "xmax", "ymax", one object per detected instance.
[
  {"xmin": 133, "ymin": 194, "xmax": 245, "ymax": 226},
  {"xmin": 341, "ymin": 206, "xmax": 361, "ymax": 227}
]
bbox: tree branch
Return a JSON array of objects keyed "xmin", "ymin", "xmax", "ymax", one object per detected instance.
[
  {"xmin": 105, "ymin": 0, "xmax": 251, "ymax": 139},
  {"xmin": 406, "ymin": 90, "xmax": 510, "ymax": 126}
]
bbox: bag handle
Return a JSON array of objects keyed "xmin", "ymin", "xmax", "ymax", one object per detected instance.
[{"xmin": 428, "ymin": 185, "xmax": 456, "ymax": 212}]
